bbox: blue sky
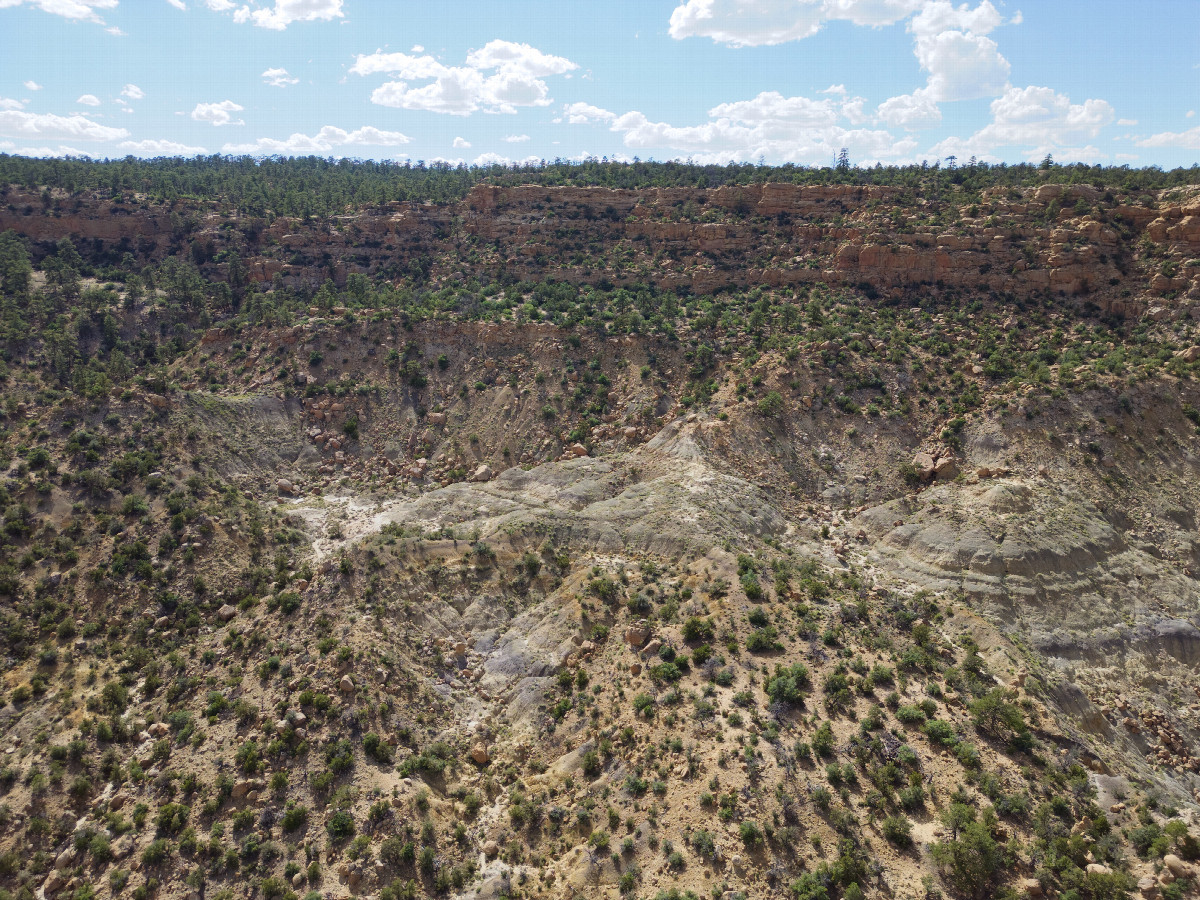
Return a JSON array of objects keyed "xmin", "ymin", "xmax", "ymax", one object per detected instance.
[{"xmin": 1, "ymin": 0, "xmax": 1197, "ymax": 167}]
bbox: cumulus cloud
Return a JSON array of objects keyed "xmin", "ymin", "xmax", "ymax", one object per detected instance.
[
  {"xmin": 912, "ymin": 25, "xmax": 1009, "ymax": 102},
  {"xmin": 671, "ymin": 0, "xmax": 1016, "ymax": 142},
  {"xmin": 876, "ymin": 92, "xmax": 941, "ymax": 128},
  {"xmin": 568, "ymin": 89, "xmax": 916, "ymax": 165},
  {"xmin": 559, "ymin": 102, "xmax": 616, "ymax": 125},
  {"xmin": 452, "ymin": 136, "xmax": 471, "ymax": 148},
  {"xmin": 221, "ymin": 124, "xmax": 411, "ymax": 155},
  {"xmin": 76, "ymin": 94, "xmax": 101, "ymax": 107},
  {"xmin": 1136, "ymin": 126, "xmax": 1200, "ymax": 150},
  {"xmin": 473, "ymin": 151, "xmax": 541, "ymax": 167},
  {"xmin": 191, "ymin": 100, "xmax": 244, "ymax": 126},
  {"xmin": 0, "ymin": 0, "xmax": 117, "ymax": 26},
  {"xmin": 23, "ymin": 80, "xmax": 42, "ymax": 91},
  {"xmin": 224, "ymin": 0, "xmax": 342, "ymax": 29},
  {"xmin": 668, "ymin": 0, "xmax": 923, "ymax": 47},
  {"xmin": 118, "ymin": 138, "xmax": 206, "ymax": 155},
  {"xmin": 352, "ymin": 39, "xmax": 577, "ymax": 116},
  {"xmin": 8, "ymin": 144, "xmax": 90, "ymax": 157},
  {"xmin": 0, "ymin": 98, "xmax": 26, "ymax": 110},
  {"xmin": 931, "ymin": 85, "xmax": 1115, "ymax": 159},
  {"xmin": 262, "ymin": 67, "xmax": 299, "ymax": 87},
  {"xmin": 121, "ymin": 83, "xmax": 144, "ymax": 99},
  {"xmin": 0, "ymin": 109, "xmax": 128, "ymax": 141}
]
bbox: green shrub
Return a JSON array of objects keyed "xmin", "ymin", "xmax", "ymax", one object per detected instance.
[
  {"xmin": 881, "ymin": 815, "xmax": 912, "ymax": 847},
  {"xmin": 326, "ymin": 810, "xmax": 355, "ymax": 840}
]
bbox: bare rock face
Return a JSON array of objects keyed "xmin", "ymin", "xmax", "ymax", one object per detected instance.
[
  {"xmin": 624, "ymin": 623, "xmax": 651, "ymax": 648},
  {"xmin": 912, "ymin": 451, "xmax": 937, "ymax": 481},
  {"xmin": 933, "ymin": 456, "xmax": 959, "ymax": 480}
]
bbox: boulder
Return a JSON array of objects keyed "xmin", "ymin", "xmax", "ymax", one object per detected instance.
[
  {"xmin": 934, "ymin": 457, "xmax": 959, "ymax": 480},
  {"xmin": 217, "ymin": 604, "xmax": 237, "ymax": 622},
  {"xmin": 1163, "ymin": 854, "xmax": 1190, "ymax": 878},
  {"xmin": 471, "ymin": 744, "xmax": 490, "ymax": 765},
  {"xmin": 1021, "ymin": 878, "xmax": 1043, "ymax": 897},
  {"xmin": 1086, "ymin": 863, "xmax": 1112, "ymax": 876},
  {"xmin": 912, "ymin": 451, "xmax": 937, "ymax": 481},
  {"xmin": 570, "ymin": 443, "xmax": 589, "ymax": 457},
  {"xmin": 624, "ymin": 624, "xmax": 650, "ymax": 648},
  {"xmin": 340, "ymin": 675, "xmax": 355, "ymax": 693},
  {"xmin": 43, "ymin": 871, "xmax": 67, "ymax": 895},
  {"xmin": 471, "ymin": 464, "xmax": 493, "ymax": 482},
  {"xmin": 276, "ymin": 478, "xmax": 295, "ymax": 495},
  {"xmin": 483, "ymin": 840, "xmax": 499, "ymax": 858}
]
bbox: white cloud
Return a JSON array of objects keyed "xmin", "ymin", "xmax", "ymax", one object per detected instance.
[
  {"xmin": 503, "ymin": 133, "xmax": 530, "ymax": 143},
  {"xmin": 227, "ymin": 0, "xmax": 342, "ymax": 29},
  {"xmin": 709, "ymin": 91, "xmax": 839, "ymax": 126},
  {"xmin": 912, "ymin": 27, "xmax": 1009, "ymax": 102},
  {"xmin": 1188, "ymin": 110, "xmax": 1196, "ymax": 119},
  {"xmin": 203, "ymin": 0, "xmax": 234, "ymax": 8},
  {"xmin": 1136, "ymin": 126, "xmax": 1200, "ymax": 150},
  {"xmin": 560, "ymin": 102, "xmax": 616, "ymax": 125},
  {"xmin": 191, "ymin": 100, "xmax": 244, "ymax": 126},
  {"xmin": 0, "ymin": 98, "xmax": 26, "ymax": 110},
  {"xmin": 76, "ymin": 94, "xmax": 101, "ymax": 106},
  {"xmin": 262, "ymin": 67, "xmax": 299, "ymax": 87},
  {"xmin": 0, "ymin": 109, "xmax": 128, "ymax": 141},
  {"xmin": 9, "ymin": 144, "xmax": 90, "ymax": 157},
  {"xmin": 579, "ymin": 89, "xmax": 917, "ymax": 166},
  {"xmin": 353, "ymin": 39, "xmax": 577, "ymax": 116},
  {"xmin": 908, "ymin": 0, "xmax": 1001, "ymax": 38},
  {"xmin": 0, "ymin": 0, "xmax": 117, "ymax": 26},
  {"xmin": 410, "ymin": 44, "xmax": 423, "ymax": 53},
  {"xmin": 23, "ymin": 80, "xmax": 42, "ymax": 91},
  {"xmin": 222, "ymin": 124, "xmax": 411, "ymax": 155},
  {"xmin": 166, "ymin": 0, "xmax": 185, "ymax": 9},
  {"xmin": 118, "ymin": 138, "xmax": 206, "ymax": 155},
  {"xmin": 473, "ymin": 151, "xmax": 541, "ymax": 167},
  {"xmin": 931, "ymin": 85, "xmax": 1115, "ymax": 159},
  {"xmin": 1116, "ymin": 118, "xmax": 1137, "ymax": 126},
  {"xmin": 877, "ymin": 91, "xmax": 941, "ymax": 128},
  {"xmin": 121, "ymin": 83, "xmax": 144, "ymax": 99},
  {"xmin": 667, "ymin": 0, "xmax": 923, "ymax": 47},
  {"xmin": 452, "ymin": 136, "xmax": 471, "ymax": 148}
]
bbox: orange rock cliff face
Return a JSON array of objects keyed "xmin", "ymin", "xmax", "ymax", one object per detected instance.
[{"xmin": 3, "ymin": 181, "xmax": 1198, "ymax": 319}]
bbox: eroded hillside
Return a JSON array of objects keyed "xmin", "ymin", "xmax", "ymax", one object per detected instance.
[{"xmin": 2, "ymin": 161, "xmax": 1200, "ymax": 900}]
